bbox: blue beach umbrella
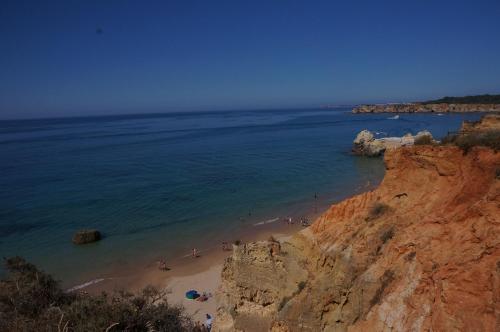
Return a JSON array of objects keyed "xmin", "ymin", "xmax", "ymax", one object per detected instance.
[{"xmin": 185, "ymin": 290, "xmax": 199, "ymax": 299}]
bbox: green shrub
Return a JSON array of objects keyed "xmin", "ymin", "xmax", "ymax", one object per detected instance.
[
  {"xmin": 380, "ymin": 228, "xmax": 395, "ymax": 244},
  {"xmin": 423, "ymin": 94, "xmax": 500, "ymax": 104},
  {"xmin": 0, "ymin": 257, "xmax": 194, "ymax": 332},
  {"xmin": 405, "ymin": 251, "xmax": 416, "ymax": 261},
  {"xmin": 440, "ymin": 133, "xmax": 458, "ymax": 145},
  {"xmin": 440, "ymin": 130, "xmax": 500, "ymax": 153},
  {"xmin": 366, "ymin": 203, "xmax": 390, "ymax": 221},
  {"xmin": 414, "ymin": 135, "xmax": 433, "ymax": 145}
]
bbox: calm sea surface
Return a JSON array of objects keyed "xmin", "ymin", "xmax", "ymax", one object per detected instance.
[{"xmin": 0, "ymin": 108, "xmax": 482, "ymax": 285}]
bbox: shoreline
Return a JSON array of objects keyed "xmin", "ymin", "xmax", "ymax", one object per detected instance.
[
  {"xmin": 80, "ymin": 213, "xmax": 315, "ymax": 295},
  {"xmin": 62, "ymin": 179, "xmax": 382, "ymax": 324},
  {"xmin": 69, "ymin": 178, "xmax": 382, "ymax": 296},
  {"xmin": 79, "ymin": 216, "xmax": 312, "ymax": 324}
]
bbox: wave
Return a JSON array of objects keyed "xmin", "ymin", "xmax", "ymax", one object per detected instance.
[
  {"xmin": 66, "ymin": 278, "xmax": 106, "ymax": 292},
  {"xmin": 387, "ymin": 115, "xmax": 400, "ymax": 120},
  {"xmin": 253, "ymin": 217, "xmax": 280, "ymax": 226}
]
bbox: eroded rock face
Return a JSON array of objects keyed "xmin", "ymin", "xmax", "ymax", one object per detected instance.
[
  {"xmin": 214, "ymin": 146, "xmax": 500, "ymax": 332},
  {"xmin": 352, "ymin": 103, "xmax": 500, "ymax": 113},
  {"xmin": 352, "ymin": 130, "xmax": 435, "ymax": 156}
]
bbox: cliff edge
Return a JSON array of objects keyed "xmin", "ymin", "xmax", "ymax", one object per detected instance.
[{"xmin": 214, "ymin": 146, "xmax": 500, "ymax": 331}]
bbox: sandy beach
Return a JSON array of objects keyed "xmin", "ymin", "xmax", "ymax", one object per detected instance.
[
  {"xmin": 78, "ymin": 214, "xmax": 314, "ymax": 323},
  {"xmin": 166, "ymin": 264, "xmax": 222, "ymax": 323},
  {"xmin": 161, "ymin": 229, "xmax": 298, "ymax": 324},
  {"xmin": 71, "ymin": 184, "xmax": 382, "ymax": 325}
]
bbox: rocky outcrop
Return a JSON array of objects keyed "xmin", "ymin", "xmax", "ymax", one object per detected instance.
[
  {"xmin": 352, "ymin": 103, "xmax": 500, "ymax": 113},
  {"xmin": 461, "ymin": 114, "xmax": 500, "ymax": 132},
  {"xmin": 72, "ymin": 229, "xmax": 101, "ymax": 244},
  {"xmin": 214, "ymin": 146, "xmax": 500, "ymax": 331},
  {"xmin": 352, "ymin": 130, "xmax": 435, "ymax": 156}
]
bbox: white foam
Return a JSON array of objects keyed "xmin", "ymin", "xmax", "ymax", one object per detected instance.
[
  {"xmin": 253, "ymin": 217, "xmax": 279, "ymax": 226},
  {"xmin": 66, "ymin": 278, "xmax": 106, "ymax": 292}
]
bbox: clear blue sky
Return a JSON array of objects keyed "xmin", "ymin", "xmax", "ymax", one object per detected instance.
[{"xmin": 1, "ymin": 0, "xmax": 500, "ymax": 119}]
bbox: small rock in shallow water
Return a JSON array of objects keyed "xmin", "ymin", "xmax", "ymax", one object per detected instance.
[{"xmin": 72, "ymin": 229, "xmax": 101, "ymax": 245}]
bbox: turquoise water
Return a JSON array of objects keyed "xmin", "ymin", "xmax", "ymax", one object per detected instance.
[{"xmin": 0, "ymin": 108, "xmax": 482, "ymax": 285}]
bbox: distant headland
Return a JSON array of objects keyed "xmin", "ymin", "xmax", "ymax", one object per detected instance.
[{"xmin": 353, "ymin": 94, "xmax": 500, "ymax": 113}]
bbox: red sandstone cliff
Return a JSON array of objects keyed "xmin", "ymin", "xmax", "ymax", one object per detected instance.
[{"xmin": 214, "ymin": 146, "xmax": 500, "ymax": 331}]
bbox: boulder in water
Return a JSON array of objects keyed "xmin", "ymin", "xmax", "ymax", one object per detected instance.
[
  {"xmin": 72, "ymin": 229, "xmax": 101, "ymax": 245},
  {"xmin": 352, "ymin": 130, "xmax": 386, "ymax": 157},
  {"xmin": 353, "ymin": 130, "xmax": 374, "ymax": 146}
]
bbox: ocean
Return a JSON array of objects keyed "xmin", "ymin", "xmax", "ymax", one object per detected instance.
[{"xmin": 0, "ymin": 108, "xmax": 483, "ymax": 286}]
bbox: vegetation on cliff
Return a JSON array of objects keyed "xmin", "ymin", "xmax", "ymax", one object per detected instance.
[
  {"xmin": 439, "ymin": 114, "xmax": 500, "ymax": 152},
  {"xmin": 0, "ymin": 257, "xmax": 194, "ymax": 332},
  {"xmin": 441, "ymin": 130, "xmax": 500, "ymax": 152},
  {"xmin": 423, "ymin": 94, "xmax": 500, "ymax": 104},
  {"xmin": 215, "ymin": 145, "xmax": 500, "ymax": 331}
]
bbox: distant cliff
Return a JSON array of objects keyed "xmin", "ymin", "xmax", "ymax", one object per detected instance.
[
  {"xmin": 352, "ymin": 103, "xmax": 500, "ymax": 113},
  {"xmin": 214, "ymin": 144, "xmax": 500, "ymax": 331},
  {"xmin": 353, "ymin": 94, "xmax": 500, "ymax": 113}
]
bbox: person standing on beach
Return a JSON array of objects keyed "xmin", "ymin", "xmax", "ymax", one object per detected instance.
[
  {"xmin": 205, "ymin": 314, "xmax": 213, "ymax": 331},
  {"xmin": 314, "ymin": 193, "xmax": 318, "ymax": 213},
  {"xmin": 157, "ymin": 259, "xmax": 168, "ymax": 270},
  {"xmin": 192, "ymin": 247, "xmax": 198, "ymax": 258}
]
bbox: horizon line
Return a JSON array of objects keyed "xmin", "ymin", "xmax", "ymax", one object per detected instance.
[{"xmin": 0, "ymin": 105, "xmax": 357, "ymax": 122}]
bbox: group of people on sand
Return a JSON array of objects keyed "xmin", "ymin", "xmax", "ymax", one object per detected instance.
[
  {"xmin": 193, "ymin": 314, "xmax": 213, "ymax": 331},
  {"xmin": 283, "ymin": 216, "xmax": 310, "ymax": 227},
  {"xmin": 221, "ymin": 241, "xmax": 232, "ymax": 251},
  {"xmin": 157, "ymin": 259, "xmax": 169, "ymax": 271},
  {"xmin": 156, "ymin": 247, "xmax": 201, "ymax": 271}
]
